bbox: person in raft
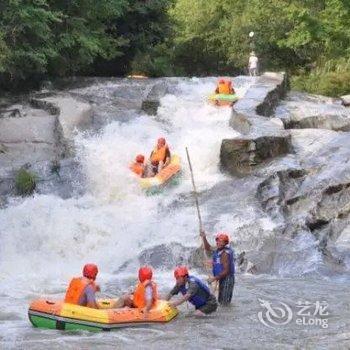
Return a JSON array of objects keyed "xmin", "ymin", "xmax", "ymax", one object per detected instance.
[
  {"xmin": 64, "ymin": 263, "xmax": 100, "ymax": 308},
  {"xmin": 145, "ymin": 137, "xmax": 171, "ymax": 177},
  {"xmin": 166, "ymin": 266, "xmax": 218, "ymax": 316},
  {"xmin": 130, "ymin": 154, "xmax": 146, "ymax": 177},
  {"xmin": 215, "ymin": 78, "xmax": 235, "ymax": 95},
  {"xmin": 200, "ymin": 230, "xmax": 235, "ymax": 306},
  {"xmin": 120, "ymin": 266, "xmax": 158, "ymax": 317}
]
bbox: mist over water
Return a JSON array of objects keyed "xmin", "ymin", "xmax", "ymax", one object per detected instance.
[{"xmin": 1, "ymin": 77, "xmax": 350, "ymax": 349}]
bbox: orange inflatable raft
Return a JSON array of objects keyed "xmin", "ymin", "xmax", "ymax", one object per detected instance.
[
  {"xmin": 28, "ymin": 298, "xmax": 178, "ymax": 331},
  {"xmin": 139, "ymin": 155, "xmax": 181, "ymax": 191}
]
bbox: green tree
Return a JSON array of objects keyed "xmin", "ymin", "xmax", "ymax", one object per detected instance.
[
  {"xmin": 0, "ymin": 0, "xmax": 61, "ymax": 84},
  {"xmin": 48, "ymin": 0, "xmax": 129, "ymax": 76},
  {"xmin": 93, "ymin": 0, "xmax": 174, "ymax": 76},
  {"xmin": 0, "ymin": 0, "xmax": 128, "ymax": 89}
]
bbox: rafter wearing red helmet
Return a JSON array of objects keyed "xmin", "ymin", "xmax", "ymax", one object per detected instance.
[
  {"xmin": 145, "ymin": 137, "xmax": 171, "ymax": 177},
  {"xmin": 200, "ymin": 229, "xmax": 235, "ymax": 306},
  {"xmin": 64, "ymin": 263, "xmax": 100, "ymax": 309},
  {"xmin": 119, "ymin": 266, "xmax": 158, "ymax": 317},
  {"xmin": 165, "ymin": 266, "xmax": 218, "ymax": 316},
  {"xmin": 214, "ymin": 78, "xmax": 235, "ymax": 95},
  {"xmin": 130, "ymin": 154, "xmax": 146, "ymax": 177}
]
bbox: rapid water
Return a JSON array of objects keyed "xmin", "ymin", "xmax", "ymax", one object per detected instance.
[{"xmin": 1, "ymin": 77, "xmax": 350, "ymax": 349}]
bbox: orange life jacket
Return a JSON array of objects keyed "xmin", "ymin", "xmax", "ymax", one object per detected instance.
[
  {"xmin": 218, "ymin": 80, "xmax": 232, "ymax": 94},
  {"xmin": 133, "ymin": 280, "xmax": 158, "ymax": 309},
  {"xmin": 64, "ymin": 277, "xmax": 96, "ymax": 305},
  {"xmin": 150, "ymin": 145, "xmax": 168, "ymax": 165},
  {"xmin": 130, "ymin": 162, "xmax": 144, "ymax": 176}
]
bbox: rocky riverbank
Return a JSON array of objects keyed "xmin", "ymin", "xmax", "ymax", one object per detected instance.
[
  {"xmin": 0, "ymin": 93, "xmax": 92, "ymax": 200},
  {"xmin": 1, "ymin": 75, "xmax": 349, "ymax": 273},
  {"xmin": 217, "ymin": 72, "xmax": 350, "ymax": 273}
]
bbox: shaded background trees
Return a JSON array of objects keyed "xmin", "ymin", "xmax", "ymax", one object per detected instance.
[{"xmin": 0, "ymin": 0, "xmax": 349, "ymax": 95}]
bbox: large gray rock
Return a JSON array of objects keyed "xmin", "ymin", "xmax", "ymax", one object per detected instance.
[
  {"xmin": 32, "ymin": 95, "xmax": 93, "ymax": 156},
  {"xmin": 277, "ymin": 91, "xmax": 350, "ymax": 131},
  {"xmin": 141, "ymin": 81, "xmax": 168, "ymax": 115},
  {"xmin": 0, "ymin": 107, "xmax": 58, "ymax": 172},
  {"xmin": 222, "ymin": 72, "xmax": 290, "ymax": 175},
  {"xmin": 341, "ymin": 95, "xmax": 350, "ymax": 106},
  {"xmin": 230, "ymin": 72, "xmax": 288, "ymax": 134},
  {"xmin": 255, "ymin": 128, "xmax": 350, "ymax": 268},
  {"xmin": 221, "ymin": 134, "xmax": 292, "ymax": 176},
  {"xmin": 0, "ymin": 115, "xmax": 56, "ymax": 144},
  {"xmin": 0, "ymin": 95, "xmax": 93, "ymax": 197}
]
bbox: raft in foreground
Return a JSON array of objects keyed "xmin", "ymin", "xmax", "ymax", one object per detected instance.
[
  {"xmin": 28, "ymin": 299, "xmax": 178, "ymax": 331},
  {"xmin": 208, "ymin": 93, "xmax": 239, "ymax": 106},
  {"xmin": 139, "ymin": 154, "xmax": 181, "ymax": 191}
]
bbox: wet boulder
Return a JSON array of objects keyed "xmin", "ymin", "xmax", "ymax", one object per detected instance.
[
  {"xmin": 220, "ymin": 133, "xmax": 292, "ymax": 176},
  {"xmin": 141, "ymin": 81, "xmax": 168, "ymax": 115},
  {"xmin": 341, "ymin": 95, "xmax": 350, "ymax": 106},
  {"xmin": 277, "ymin": 92, "xmax": 350, "ymax": 131},
  {"xmin": 31, "ymin": 95, "xmax": 93, "ymax": 157},
  {"xmin": 0, "ymin": 95, "xmax": 93, "ymax": 198},
  {"xmin": 223, "ymin": 72, "xmax": 290, "ymax": 176}
]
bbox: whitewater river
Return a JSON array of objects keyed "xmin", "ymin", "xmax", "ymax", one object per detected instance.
[{"xmin": 0, "ymin": 77, "xmax": 349, "ymax": 349}]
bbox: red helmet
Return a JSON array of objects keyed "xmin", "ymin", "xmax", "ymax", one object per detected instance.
[
  {"xmin": 174, "ymin": 266, "xmax": 189, "ymax": 279},
  {"xmin": 138, "ymin": 266, "xmax": 153, "ymax": 282},
  {"xmin": 136, "ymin": 154, "xmax": 145, "ymax": 163},
  {"xmin": 215, "ymin": 232, "xmax": 230, "ymax": 244},
  {"xmin": 157, "ymin": 137, "xmax": 166, "ymax": 146},
  {"xmin": 83, "ymin": 263, "xmax": 98, "ymax": 280},
  {"xmin": 219, "ymin": 78, "xmax": 225, "ymax": 84}
]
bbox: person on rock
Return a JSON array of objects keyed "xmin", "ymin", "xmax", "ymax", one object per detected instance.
[
  {"xmin": 120, "ymin": 266, "xmax": 158, "ymax": 317},
  {"xmin": 248, "ymin": 51, "xmax": 259, "ymax": 76},
  {"xmin": 166, "ymin": 266, "xmax": 218, "ymax": 316},
  {"xmin": 215, "ymin": 78, "xmax": 235, "ymax": 95},
  {"xmin": 145, "ymin": 137, "xmax": 171, "ymax": 177},
  {"xmin": 64, "ymin": 263, "xmax": 100, "ymax": 309},
  {"xmin": 200, "ymin": 230, "xmax": 235, "ymax": 305},
  {"xmin": 130, "ymin": 154, "xmax": 146, "ymax": 177}
]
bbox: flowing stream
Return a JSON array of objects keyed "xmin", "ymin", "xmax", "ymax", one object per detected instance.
[{"xmin": 0, "ymin": 77, "xmax": 349, "ymax": 349}]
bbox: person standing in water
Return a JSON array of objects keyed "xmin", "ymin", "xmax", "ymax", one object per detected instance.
[
  {"xmin": 166, "ymin": 266, "xmax": 218, "ymax": 316},
  {"xmin": 200, "ymin": 231, "xmax": 235, "ymax": 306}
]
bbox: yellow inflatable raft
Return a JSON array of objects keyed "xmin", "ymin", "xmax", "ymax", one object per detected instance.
[
  {"xmin": 139, "ymin": 155, "xmax": 181, "ymax": 191},
  {"xmin": 28, "ymin": 298, "xmax": 178, "ymax": 331},
  {"xmin": 127, "ymin": 74, "xmax": 148, "ymax": 79}
]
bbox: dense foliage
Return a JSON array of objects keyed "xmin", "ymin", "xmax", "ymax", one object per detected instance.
[
  {"xmin": 169, "ymin": 0, "xmax": 350, "ymax": 92},
  {"xmin": 0, "ymin": 0, "xmax": 349, "ymax": 95},
  {"xmin": 0, "ymin": 0, "xmax": 172, "ymax": 89}
]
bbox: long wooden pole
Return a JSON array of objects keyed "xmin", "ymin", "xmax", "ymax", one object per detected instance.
[
  {"xmin": 185, "ymin": 147, "xmax": 218, "ymax": 293},
  {"xmin": 185, "ymin": 147, "xmax": 203, "ymax": 233}
]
